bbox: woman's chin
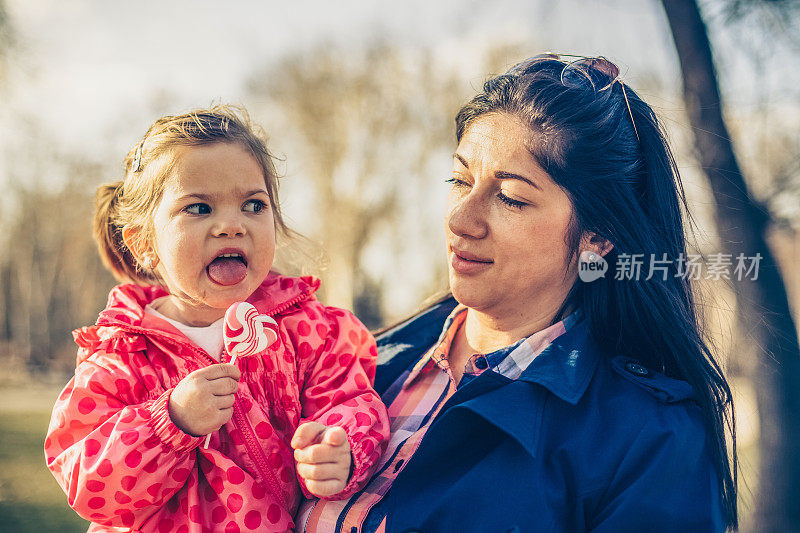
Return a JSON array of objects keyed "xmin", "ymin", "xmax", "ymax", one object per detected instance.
[{"xmin": 449, "ymin": 280, "xmax": 495, "ymax": 312}]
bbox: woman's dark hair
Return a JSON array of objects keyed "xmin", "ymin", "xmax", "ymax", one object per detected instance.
[{"xmin": 454, "ymin": 57, "xmax": 737, "ymax": 527}]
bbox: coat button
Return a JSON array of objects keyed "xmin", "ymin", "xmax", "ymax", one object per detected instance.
[
  {"xmin": 625, "ymin": 361, "xmax": 651, "ymax": 378},
  {"xmin": 474, "ymin": 356, "xmax": 488, "ymax": 370}
]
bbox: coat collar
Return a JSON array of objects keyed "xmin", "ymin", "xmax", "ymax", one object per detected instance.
[
  {"xmin": 377, "ymin": 297, "xmax": 603, "ymax": 457},
  {"xmin": 93, "ymin": 272, "xmax": 319, "ymax": 330},
  {"xmin": 515, "ymin": 316, "xmax": 600, "ymax": 405},
  {"xmin": 452, "ymin": 376, "xmax": 544, "ymax": 457},
  {"xmin": 376, "ymin": 297, "xmax": 600, "ymax": 405},
  {"xmin": 374, "ymin": 296, "xmax": 459, "ymax": 394},
  {"xmin": 74, "ymin": 272, "xmax": 319, "ymax": 363},
  {"xmin": 449, "ymin": 318, "xmax": 600, "ymax": 457}
]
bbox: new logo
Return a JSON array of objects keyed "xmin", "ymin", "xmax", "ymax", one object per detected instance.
[{"xmin": 578, "ymin": 251, "xmax": 608, "ymax": 282}]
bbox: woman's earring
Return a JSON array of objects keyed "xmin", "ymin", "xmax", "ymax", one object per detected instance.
[{"xmin": 142, "ymin": 256, "xmax": 157, "ymax": 270}]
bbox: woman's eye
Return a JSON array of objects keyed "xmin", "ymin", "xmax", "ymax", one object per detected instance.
[
  {"xmin": 243, "ymin": 199, "xmax": 267, "ymax": 213},
  {"xmin": 445, "ymin": 177, "xmax": 471, "ymax": 188},
  {"xmin": 184, "ymin": 203, "xmax": 211, "ymax": 215},
  {"xmin": 497, "ymin": 192, "xmax": 528, "ymax": 209}
]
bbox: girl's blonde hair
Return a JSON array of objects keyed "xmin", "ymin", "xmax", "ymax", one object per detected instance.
[{"xmin": 94, "ymin": 105, "xmax": 286, "ymax": 285}]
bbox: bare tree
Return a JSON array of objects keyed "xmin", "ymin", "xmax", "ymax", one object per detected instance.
[
  {"xmin": 661, "ymin": 0, "xmax": 800, "ymax": 530},
  {"xmin": 248, "ymin": 44, "xmax": 463, "ymax": 326},
  {"xmin": 0, "ymin": 151, "xmax": 115, "ymax": 376}
]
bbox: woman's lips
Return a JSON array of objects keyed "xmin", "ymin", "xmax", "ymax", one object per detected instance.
[{"xmin": 450, "ymin": 249, "xmax": 493, "ymax": 275}]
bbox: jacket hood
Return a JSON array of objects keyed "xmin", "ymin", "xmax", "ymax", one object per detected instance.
[{"xmin": 72, "ymin": 272, "xmax": 320, "ymax": 365}]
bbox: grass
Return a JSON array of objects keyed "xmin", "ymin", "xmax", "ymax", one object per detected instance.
[{"xmin": 0, "ymin": 384, "xmax": 89, "ymax": 533}]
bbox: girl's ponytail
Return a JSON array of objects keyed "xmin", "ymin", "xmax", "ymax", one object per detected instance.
[{"xmin": 92, "ymin": 181, "xmax": 141, "ymax": 284}]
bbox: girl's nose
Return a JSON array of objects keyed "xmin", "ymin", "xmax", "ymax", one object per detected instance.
[
  {"xmin": 213, "ymin": 212, "xmax": 246, "ymax": 237},
  {"xmin": 447, "ymin": 191, "xmax": 488, "ymax": 239}
]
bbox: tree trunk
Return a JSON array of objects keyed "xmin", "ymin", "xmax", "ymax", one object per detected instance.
[{"xmin": 661, "ymin": 0, "xmax": 800, "ymax": 531}]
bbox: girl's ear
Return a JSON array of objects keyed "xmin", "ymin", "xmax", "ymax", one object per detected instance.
[
  {"xmin": 580, "ymin": 232, "xmax": 614, "ymax": 257},
  {"xmin": 122, "ymin": 227, "xmax": 159, "ymax": 269}
]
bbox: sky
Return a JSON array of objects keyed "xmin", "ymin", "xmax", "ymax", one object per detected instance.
[
  {"xmin": 1, "ymin": 0, "xmax": 677, "ymax": 153},
  {"xmin": 4, "ymin": 0, "xmax": 796, "ymax": 160}
]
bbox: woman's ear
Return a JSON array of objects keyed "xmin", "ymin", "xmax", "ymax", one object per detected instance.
[
  {"xmin": 580, "ymin": 232, "xmax": 614, "ymax": 257},
  {"xmin": 122, "ymin": 227, "xmax": 159, "ymax": 270}
]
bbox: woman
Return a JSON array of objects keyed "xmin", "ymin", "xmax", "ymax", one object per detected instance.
[{"xmin": 297, "ymin": 54, "xmax": 736, "ymax": 532}]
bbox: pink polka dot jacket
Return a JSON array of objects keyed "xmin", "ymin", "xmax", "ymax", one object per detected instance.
[{"xmin": 45, "ymin": 273, "xmax": 390, "ymax": 532}]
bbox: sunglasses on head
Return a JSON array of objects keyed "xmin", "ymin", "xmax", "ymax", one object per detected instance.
[{"xmin": 509, "ymin": 53, "xmax": 639, "ymax": 140}]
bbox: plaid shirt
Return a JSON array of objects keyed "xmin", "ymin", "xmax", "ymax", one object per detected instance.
[{"xmin": 296, "ymin": 305, "xmax": 582, "ymax": 532}]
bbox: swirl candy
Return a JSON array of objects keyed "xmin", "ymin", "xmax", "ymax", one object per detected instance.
[
  {"xmin": 204, "ymin": 302, "xmax": 279, "ymax": 448},
  {"xmin": 224, "ymin": 301, "xmax": 279, "ymax": 365}
]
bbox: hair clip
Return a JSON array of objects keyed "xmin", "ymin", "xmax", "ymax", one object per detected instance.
[{"xmin": 131, "ymin": 142, "xmax": 144, "ymax": 173}]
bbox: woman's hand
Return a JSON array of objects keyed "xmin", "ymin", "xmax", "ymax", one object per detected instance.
[
  {"xmin": 292, "ymin": 422, "xmax": 352, "ymax": 498},
  {"xmin": 168, "ymin": 363, "xmax": 241, "ymax": 436}
]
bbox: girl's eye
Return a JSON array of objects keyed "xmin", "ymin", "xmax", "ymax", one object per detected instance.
[
  {"xmin": 243, "ymin": 199, "xmax": 267, "ymax": 213},
  {"xmin": 184, "ymin": 203, "xmax": 211, "ymax": 215},
  {"xmin": 497, "ymin": 192, "xmax": 528, "ymax": 209}
]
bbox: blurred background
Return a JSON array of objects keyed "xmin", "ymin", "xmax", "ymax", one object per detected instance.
[{"xmin": 0, "ymin": 0, "xmax": 798, "ymax": 531}]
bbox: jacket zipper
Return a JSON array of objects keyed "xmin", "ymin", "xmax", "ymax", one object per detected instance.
[
  {"xmin": 104, "ymin": 289, "xmax": 313, "ymax": 507},
  {"xmin": 229, "ymin": 289, "xmax": 312, "ymax": 508},
  {"xmin": 231, "ymin": 403, "xmax": 288, "ymax": 506}
]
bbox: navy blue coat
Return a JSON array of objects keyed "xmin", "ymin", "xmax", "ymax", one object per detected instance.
[{"xmin": 372, "ymin": 298, "xmax": 725, "ymax": 533}]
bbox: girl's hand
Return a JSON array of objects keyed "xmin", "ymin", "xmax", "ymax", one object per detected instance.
[
  {"xmin": 168, "ymin": 364, "xmax": 241, "ymax": 437},
  {"xmin": 291, "ymin": 422, "xmax": 352, "ymax": 498}
]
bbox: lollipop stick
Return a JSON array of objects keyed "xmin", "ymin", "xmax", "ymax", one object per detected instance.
[{"xmin": 203, "ymin": 352, "xmax": 239, "ymax": 449}]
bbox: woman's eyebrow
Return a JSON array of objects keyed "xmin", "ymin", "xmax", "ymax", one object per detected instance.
[
  {"xmin": 453, "ymin": 152, "xmax": 541, "ymax": 190},
  {"xmin": 453, "ymin": 153, "xmax": 469, "ymax": 168},
  {"xmin": 494, "ymin": 171, "xmax": 542, "ymax": 191}
]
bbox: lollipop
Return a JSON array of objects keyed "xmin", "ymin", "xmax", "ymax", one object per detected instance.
[
  {"xmin": 223, "ymin": 302, "xmax": 280, "ymax": 365},
  {"xmin": 203, "ymin": 302, "xmax": 279, "ymax": 448}
]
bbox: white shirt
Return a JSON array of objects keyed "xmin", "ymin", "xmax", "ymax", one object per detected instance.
[{"xmin": 144, "ymin": 305, "xmax": 225, "ymax": 361}]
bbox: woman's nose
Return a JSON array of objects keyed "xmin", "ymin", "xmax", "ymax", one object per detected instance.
[{"xmin": 447, "ymin": 192, "xmax": 488, "ymax": 239}]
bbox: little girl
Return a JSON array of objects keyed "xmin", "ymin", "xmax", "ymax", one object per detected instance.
[{"xmin": 45, "ymin": 106, "xmax": 390, "ymax": 532}]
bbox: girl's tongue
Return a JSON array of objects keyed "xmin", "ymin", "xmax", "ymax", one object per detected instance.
[{"xmin": 207, "ymin": 256, "xmax": 247, "ymax": 286}]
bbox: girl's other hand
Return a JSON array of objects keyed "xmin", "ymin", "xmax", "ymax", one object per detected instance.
[
  {"xmin": 168, "ymin": 363, "xmax": 241, "ymax": 436},
  {"xmin": 292, "ymin": 422, "xmax": 352, "ymax": 498}
]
